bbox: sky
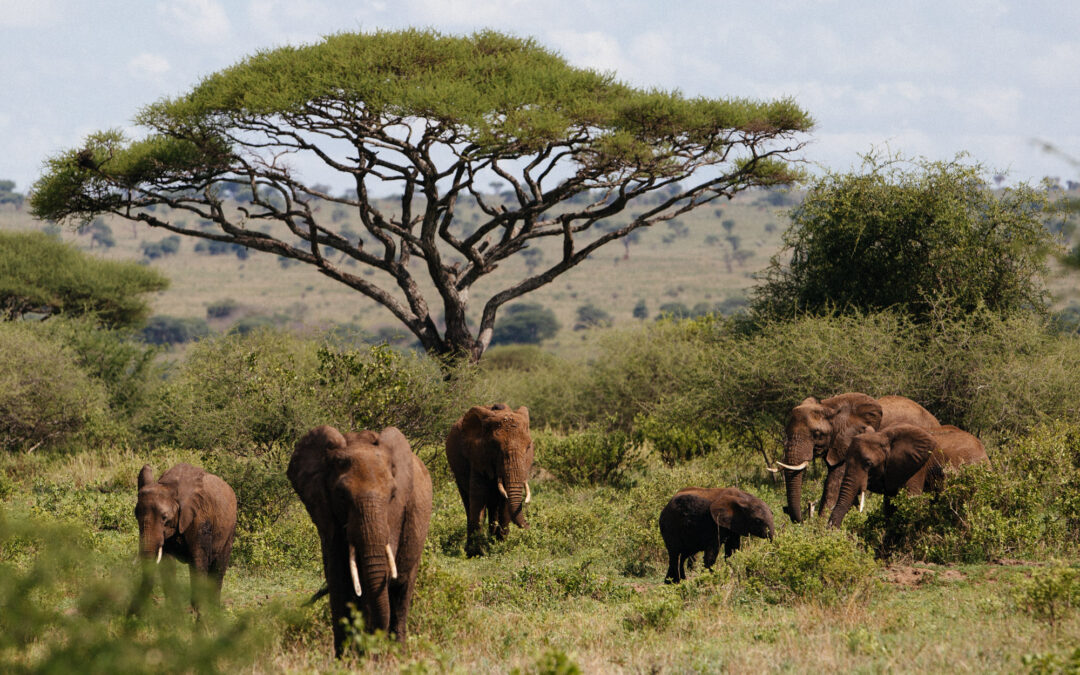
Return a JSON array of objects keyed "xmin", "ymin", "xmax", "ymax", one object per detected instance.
[{"xmin": 2, "ymin": 0, "xmax": 1078, "ymax": 196}]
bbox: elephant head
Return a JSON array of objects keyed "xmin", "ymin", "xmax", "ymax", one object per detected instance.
[
  {"xmin": 469, "ymin": 404, "xmax": 534, "ymax": 528},
  {"xmin": 712, "ymin": 490, "xmax": 776, "ymax": 541},
  {"xmin": 288, "ymin": 425, "xmax": 415, "ymax": 647},
  {"xmin": 780, "ymin": 393, "xmax": 883, "ymax": 523},
  {"xmin": 828, "ymin": 424, "xmax": 936, "ymax": 528},
  {"xmin": 133, "ymin": 464, "xmax": 189, "ymax": 564}
]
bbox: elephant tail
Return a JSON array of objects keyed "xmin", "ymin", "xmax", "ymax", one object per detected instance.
[{"xmin": 305, "ymin": 584, "xmax": 330, "ymax": 606}]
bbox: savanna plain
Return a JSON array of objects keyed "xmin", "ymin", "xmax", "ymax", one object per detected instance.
[{"xmin": 3, "ymin": 189, "xmax": 1080, "ymax": 674}]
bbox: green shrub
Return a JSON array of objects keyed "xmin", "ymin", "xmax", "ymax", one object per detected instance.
[
  {"xmin": 534, "ymin": 428, "xmax": 644, "ymax": 486},
  {"xmin": 858, "ymin": 422, "xmax": 1080, "ymax": 562},
  {"xmin": 512, "ymin": 649, "xmax": 583, "ymax": 675},
  {"xmin": 491, "ymin": 303, "xmax": 560, "ymax": 345},
  {"xmin": 732, "ymin": 519, "xmax": 879, "ymax": 605},
  {"xmin": 0, "ymin": 322, "xmax": 109, "ymax": 452},
  {"xmin": 633, "ymin": 413, "xmax": 724, "ymax": 466},
  {"xmin": 140, "ymin": 315, "xmax": 211, "ymax": 345},
  {"xmin": 622, "ymin": 590, "xmax": 680, "ymax": 631},
  {"xmin": 1016, "ymin": 564, "xmax": 1080, "ymax": 628}
]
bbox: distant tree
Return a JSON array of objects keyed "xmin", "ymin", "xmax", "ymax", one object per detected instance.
[
  {"xmin": 522, "ymin": 247, "xmax": 544, "ymax": 273},
  {"xmin": 632, "ymin": 298, "xmax": 648, "ymax": 319},
  {"xmin": 655, "ymin": 302, "xmax": 692, "ymax": 320},
  {"xmin": 754, "ymin": 155, "xmax": 1057, "ymax": 321},
  {"xmin": 573, "ymin": 302, "xmax": 613, "ymax": 330},
  {"xmin": 31, "ymin": 30, "xmax": 810, "ymax": 362},
  {"xmin": 726, "ymin": 234, "xmax": 741, "ymax": 251},
  {"xmin": 0, "ymin": 231, "xmax": 167, "ymax": 328},
  {"xmin": 491, "ymin": 303, "xmax": 560, "ymax": 345},
  {"xmin": 721, "ymin": 219, "xmax": 736, "ymax": 234},
  {"xmin": 140, "ymin": 235, "xmax": 181, "ymax": 260},
  {"xmin": 0, "ymin": 180, "xmax": 24, "ymax": 208},
  {"xmin": 85, "ymin": 219, "xmax": 115, "ymax": 249},
  {"xmin": 141, "ymin": 315, "xmax": 211, "ymax": 345},
  {"xmin": 206, "ymin": 298, "xmax": 240, "ymax": 320},
  {"xmin": 666, "ymin": 219, "xmax": 689, "ymax": 238},
  {"xmin": 194, "ymin": 240, "xmax": 248, "ymax": 260},
  {"xmin": 704, "ymin": 234, "xmax": 721, "ymax": 246}
]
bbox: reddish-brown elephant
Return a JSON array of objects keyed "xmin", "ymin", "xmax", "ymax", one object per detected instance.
[
  {"xmin": 446, "ymin": 404, "xmax": 533, "ymax": 554},
  {"xmin": 777, "ymin": 393, "xmax": 939, "ymax": 523},
  {"xmin": 289, "ymin": 425, "xmax": 432, "ymax": 657},
  {"xmin": 828, "ymin": 424, "xmax": 989, "ymax": 528},
  {"xmin": 132, "ymin": 463, "xmax": 237, "ymax": 612}
]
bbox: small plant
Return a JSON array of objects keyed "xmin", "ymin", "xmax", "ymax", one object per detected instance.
[
  {"xmin": 1016, "ymin": 564, "xmax": 1080, "ymax": 628},
  {"xmin": 622, "ymin": 591, "xmax": 680, "ymax": 632},
  {"xmin": 633, "ymin": 414, "xmax": 723, "ymax": 466}
]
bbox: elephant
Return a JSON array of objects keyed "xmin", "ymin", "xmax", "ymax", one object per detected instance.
[
  {"xmin": 777, "ymin": 393, "xmax": 940, "ymax": 523},
  {"xmin": 828, "ymin": 424, "xmax": 989, "ymax": 528},
  {"xmin": 132, "ymin": 463, "xmax": 237, "ymax": 612},
  {"xmin": 288, "ymin": 425, "xmax": 432, "ymax": 657},
  {"xmin": 659, "ymin": 487, "xmax": 775, "ymax": 583},
  {"xmin": 446, "ymin": 403, "xmax": 534, "ymax": 554}
]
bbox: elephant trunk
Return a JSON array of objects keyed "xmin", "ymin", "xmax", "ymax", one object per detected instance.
[
  {"xmin": 502, "ymin": 465, "xmax": 529, "ymax": 528},
  {"xmin": 782, "ymin": 436, "xmax": 812, "ymax": 523},
  {"xmin": 350, "ymin": 500, "xmax": 392, "ymax": 632},
  {"xmin": 829, "ymin": 468, "xmax": 866, "ymax": 528},
  {"xmin": 138, "ymin": 525, "xmax": 165, "ymax": 564}
]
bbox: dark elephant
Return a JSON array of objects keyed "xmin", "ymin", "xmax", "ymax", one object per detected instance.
[
  {"xmin": 288, "ymin": 425, "xmax": 432, "ymax": 657},
  {"xmin": 828, "ymin": 424, "xmax": 989, "ymax": 528},
  {"xmin": 446, "ymin": 404, "xmax": 533, "ymax": 553},
  {"xmin": 659, "ymin": 487, "xmax": 775, "ymax": 583},
  {"xmin": 777, "ymin": 393, "xmax": 939, "ymax": 523},
  {"xmin": 132, "ymin": 463, "xmax": 237, "ymax": 611}
]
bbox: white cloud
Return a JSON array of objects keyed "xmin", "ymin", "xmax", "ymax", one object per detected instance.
[
  {"xmin": 0, "ymin": 0, "xmax": 61, "ymax": 27},
  {"xmin": 127, "ymin": 53, "xmax": 172, "ymax": 81},
  {"xmin": 546, "ymin": 30, "xmax": 628, "ymax": 76},
  {"xmin": 406, "ymin": 0, "xmax": 530, "ymax": 26},
  {"xmin": 157, "ymin": 0, "xmax": 232, "ymax": 44}
]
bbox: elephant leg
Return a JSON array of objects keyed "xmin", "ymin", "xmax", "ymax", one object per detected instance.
[
  {"xmin": 466, "ymin": 473, "xmax": 490, "ymax": 555},
  {"xmin": 388, "ymin": 575, "xmax": 416, "ymax": 643},
  {"xmin": 703, "ymin": 545, "xmax": 719, "ymax": 569},
  {"xmin": 665, "ymin": 550, "xmax": 680, "ymax": 583},
  {"xmin": 189, "ymin": 523, "xmax": 217, "ymax": 612},
  {"xmin": 128, "ymin": 564, "xmax": 156, "ymax": 615},
  {"xmin": 724, "ymin": 535, "xmax": 742, "ymax": 558}
]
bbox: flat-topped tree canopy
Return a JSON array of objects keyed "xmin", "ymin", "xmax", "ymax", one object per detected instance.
[{"xmin": 32, "ymin": 29, "xmax": 812, "ymax": 362}]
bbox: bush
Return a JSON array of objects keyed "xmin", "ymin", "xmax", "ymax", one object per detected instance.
[
  {"xmin": 732, "ymin": 519, "xmax": 879, "ymax": 605},
  {"xmin": 573, "ymin": 303, "xmax": 613, "ymax": 330},
  {"xmin": 140, "ymin": 315, "xmax": 211, "ymax": 345},
  {"xmin": 205, "ymin": 298, "xmax": 240, "ymax": 320},
  {"xmin": 492, "ymin": 303, "xmax": 560, "ymax": 345},
  {"xmin": 0, "ymin": 322, "xmax": 108, "ymax": 452},
  {"xmin": 1015, "ymin": 564, "xmax": 1080, "ymax": 628},
  {"xmin": 858, "ymin": 422, "xmax": 1080, "ymax": 562},
  {"xmin": 534, "ymin": 428, "xmax": 644, "ymax": 486},
  {"xmin": 754, "ymin": 154, "xmax": 1056, "ymax": 322}
]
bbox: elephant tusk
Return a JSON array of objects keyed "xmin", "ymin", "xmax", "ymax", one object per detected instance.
[
  {"xmin": 858, "ymin": 491, "xmax": 866, "ymax": 513},
  {"xmin": 765, "ymin": 466, "xmax": 780, "ymax": 473},
  {"xmin": 156, "ymin": 546, "xmax": 163, "ymax": 564},
  {"xmin": 348, "ymin": 545, "xmax": 362, "ymax": 597},
  {"xmin": 385, "ymin": 544, "xmax": 398, "ymax": 580},
  {"xmin": 524, "ymin": 482, "xmax": 531, "ymax": 504},
  {"xmin": 808, "ymin": 503, "xmax": 816, "ymax": 519},
  {"xmin": 497, "ymin": 480, "xmax": 508, "ymax": 499},
  {"xmin": 775, "ymin": 460, "xmax": 809, "ymax": 471}
]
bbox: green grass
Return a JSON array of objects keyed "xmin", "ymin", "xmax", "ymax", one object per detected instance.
[{"xmin": 2, "ymin": 435, "xmax": 1078, "ymax": 673}]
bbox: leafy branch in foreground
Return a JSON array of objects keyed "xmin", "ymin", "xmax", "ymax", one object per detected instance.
[{"xmin": 31, "ymin": 29, "xmax": 812, "ymax": 361}]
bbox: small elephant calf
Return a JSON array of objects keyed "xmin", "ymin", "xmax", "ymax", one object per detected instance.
[{"xmin": 659, "ymin": 487, "xmax": 775, "ymax": 583}]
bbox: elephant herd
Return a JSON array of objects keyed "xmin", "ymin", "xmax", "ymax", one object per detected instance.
[{"xmin": 130, "ymin": 394, "xmax": 987, "ymax": 657}]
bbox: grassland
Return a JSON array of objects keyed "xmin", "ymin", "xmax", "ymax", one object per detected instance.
[{"xmin": 3, "ymin": 435, "xmax": 1077, "ymax": 673}]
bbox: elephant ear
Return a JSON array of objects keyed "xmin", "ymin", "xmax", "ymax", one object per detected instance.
[
  {"xmin": 288, "ymin": 425, "xmax": 347, "ymax": 540},
  {"xmin": 515, "ymin": 406, "xmax": 530, "ymax": 428},
  {"xmin": 137, "ymin": 464, "xmax": 155, "ymax": 489},
  {"xmin": 710, "ymin": 497, "xmax": 744, "ymax": 533},
  {"xmin": 378, "ymin": 426, "xmax": 414, "ymax": 504},
  {"xmin": 882, "ymin": 424, "xmax": 937, "ymax": 494},
  {"xmin": 825, "ymin": 394, "xmax": 883, "ymax": 466}
]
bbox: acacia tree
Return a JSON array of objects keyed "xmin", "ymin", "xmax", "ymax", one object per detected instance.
[{"xmin": 31, "ymin": 30, "xmax": 812, "ymax": 361}]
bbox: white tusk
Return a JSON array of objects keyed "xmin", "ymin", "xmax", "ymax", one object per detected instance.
[
  {"xmin": 765, "ymin": 466, "xmax": 780, "ymax": 473},
  {"xmin": 156, "ymin": 546, "xmax": 163, "ymax": 564},
  {"xmin": 775, "ymin": 460, "xmax": 809, "ymax": 471},
  {"xmin": 808, "ymin": 503, "xmax": 816, "ymax": 518},
  {"xmin": 349, "ymin": 545, "xmax": 362, "ymax": 597},
  {"xmin": 858, "ymin": 492, "xmax": 866, "ymax": 513},
  {"xmin": 385, "ymin": 544, "xmax": 398, "ymax": 580},
  {"xmin": 524, "ymin": 482, "xmax": 531, "ymax": 504},
  {"xmin": 497, "ymin": 480, "xmax": 508, "ymax": 499}
]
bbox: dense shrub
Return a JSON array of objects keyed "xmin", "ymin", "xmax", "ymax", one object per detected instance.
[
  {"xmin": 534, "ymin": 427, "xmax": 644, "ymax": 486},
  {"xmin": 754, "ymin": 154, "xmax": 1056, "ymax": 322},
  {"xmin": 0, "ymin": 322, "xmax": 108, "ymax": 452},
  {"xmin": 731, "ymin": 519, "xmax": 879, "ymax": 605},
  {"xmin": 1015, "ymin": 564, "xmax": 1080, "ymax": 627},
  {"xmin": 857, "ymin": 422, "xmax": 1080, "ymax": 562},
  {"xmin": 140, "ymin": 315, "xmax": 211, "ymax": 345},
  {"xmin": 492, "ymin": 303, "xmax": 560, "ymax": 345}
]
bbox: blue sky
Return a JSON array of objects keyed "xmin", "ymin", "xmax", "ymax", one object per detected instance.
[{"xmin": 2, "ymin": 0, "xmax": 1078, "ymax": 195}]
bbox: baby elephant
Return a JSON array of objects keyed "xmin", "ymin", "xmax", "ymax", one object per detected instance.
[
  {"xmin": 659, "ymin": 487, "xmax": 775, "ymax": 583},
  {"xmin": 132, "ymin": 463, "xmax": 237, "ymax": 612}
]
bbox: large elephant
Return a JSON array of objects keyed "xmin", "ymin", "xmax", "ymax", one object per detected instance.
[
  {"xmin": 446, "ymin": 403, "xmax": 533, "ymax": 554},
  {"xmin": 778, "ymin": 393, "xmax": 939, "ymax": 523},
  {"xmin": 132, "ymin": 463, "xmax": 237, "ymax": 611},
  {"xmin": 288, "ymin": 425, "xmax": 432, "ymax": 657},
  {"xmin": 659, "ymin": 487, "xmax": 775, "ymax": 583},
  {"xmin": 828, "ymin": 424, "xmax": 989, "ymax": 528}
]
